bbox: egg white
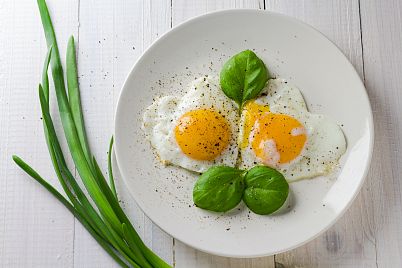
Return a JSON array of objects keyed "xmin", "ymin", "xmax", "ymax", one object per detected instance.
[
  {"xmin": 239, "ymin": 78, "xmax": 347, "ymax": 181},
  {"xmin": 142, "ymin": 76, "xmax": 239, "ymax": 173}
]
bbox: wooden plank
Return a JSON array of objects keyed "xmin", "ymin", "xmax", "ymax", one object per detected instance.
[
  {"xmin": 5, "ymin": 1, "xmax": 401, "ymax": 267},
  {"xmin": 172, "ymin": 0, "xmax": 263, "ymax": 25},
  {"xmin": 0, "ymin": 0, "xmax": 78, "ymax": 267},
  {"xmin": 171, "ymin": 1, "xmax": 274, "ymax": 267},
  {"xmin": 360, "ymin": 1, "xmax": 402, "ymax": 267},
  {"xmin": 264, "ymin": 1, "xmax": 378, "ymax": 267},
  {"xmin": 73, "ymin": 0, "xmax": 173, "ymax": 267}
]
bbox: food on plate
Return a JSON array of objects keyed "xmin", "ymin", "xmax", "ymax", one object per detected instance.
[
  {"xmin": 143, "ymin": 49, "xmax": 347, "ymax": 215},
  {"xmin": 142, "ymin": 76, "xmax": 239, "ymax": 173},
  {"xmin": 193, "ymin": 165, "xmax": 289, "ymax": 215},
  {"xmin": 243, "ymin": 166, "xmax": 289, "ymax": 215},
  {"xmin": 239, "ymin": 78, "xmax": 347, "ymax": 181},
  {"xmin": 220, "ymin": 49, "xmax": 269, "ymax": 107},
  {"xmin": 193, "ymin": 166, "xmax": 245, "ymax": 212}
]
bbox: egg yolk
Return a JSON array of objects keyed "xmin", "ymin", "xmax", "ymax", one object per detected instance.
[
  {"xmin": 240, "ymin": 101, "xmax": 270, "ymax": 148},
  {"xmin": 251, "ymin": 113, "xmax": 307, "ymax": 166},
  {"xmin": 174, "ymin": 109, "xmax": 231, "ymax": 161},
  {"xmin": 242, "ymin": 101, "xmax": 307, "ymax": 166}
]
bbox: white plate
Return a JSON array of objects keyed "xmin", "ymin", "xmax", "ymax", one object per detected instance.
[{"xmin": 114, "ymin": 10, "xmax": 373, "ymax": 257}]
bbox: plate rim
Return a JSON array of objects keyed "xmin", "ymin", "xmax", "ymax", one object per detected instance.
[{"xmin": 114, "ymin": 8, "xmax": 374, "ymax": 258}]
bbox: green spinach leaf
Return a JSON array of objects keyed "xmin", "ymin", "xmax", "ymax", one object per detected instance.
[
  {"xmin": 243, "ymin": 166, "xmax": 289, "ymax": 215},
  {"xmin": 220, "ymin": 50, "xmax": 269, "ymax": 107},
  {"xmin": 193, "ymin": 166, "xmax": 245, "ymax": 212}
]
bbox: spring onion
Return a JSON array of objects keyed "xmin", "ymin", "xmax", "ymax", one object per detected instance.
[{"xmin": 13, "ymin": 0, "xmax": 171, "ymax": 267}]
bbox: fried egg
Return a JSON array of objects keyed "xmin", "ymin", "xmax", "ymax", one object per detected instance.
[
  {"xmin": 239, "ymin": 78, "xmax": 346, "ymax": 181},
  {"xmin": 142, "ymin": 76, "xmax": 239, "ymax": 173}
]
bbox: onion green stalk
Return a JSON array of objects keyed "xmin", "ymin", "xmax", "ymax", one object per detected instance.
[{"xmin": 12, "ymin": 0, "xmax": 171, "ymax": 267}]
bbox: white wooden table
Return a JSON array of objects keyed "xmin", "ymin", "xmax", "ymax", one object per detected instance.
[{"xmin": 1, "ymin": 0, "xmax": 401, "ymax": 267}]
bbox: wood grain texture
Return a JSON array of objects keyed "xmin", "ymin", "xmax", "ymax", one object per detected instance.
[
  {"xmin": 172, "ymin": 0, "xmax": 264, "ymax": 25},
  {"xmin": 360, "ymin": 0, "xmax": 402, "ymax": 267},
  {"xmin": 2, "ymin": 0, "xmax": 402, "ymax": 267},
  {"xmin": 264, "ymin": 1, "xmax": 377, "ymax": 267},
  {"xmin": 0, "ymin": 0, "xmax": 78, "ymax": 267}
]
